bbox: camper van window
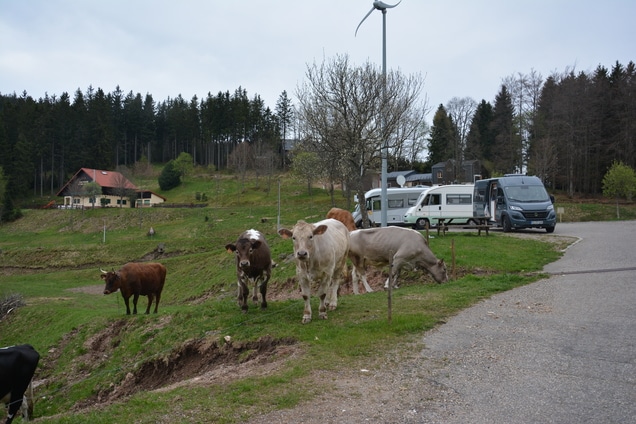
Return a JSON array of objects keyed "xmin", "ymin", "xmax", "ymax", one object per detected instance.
[
  {"xmin": 447, "ymin": 194, "xmax": 472, "ymax": 205},
  {"xmin": 429, "ymin": 194, "xmax": 441, "ymax": 206},
  {"xmin": 388, "ymin": 198, "xmax": 404, "ymax": 208},
  {"xmin": 408, "ymin": 197, "xmax": 419, "ymax": 206}
]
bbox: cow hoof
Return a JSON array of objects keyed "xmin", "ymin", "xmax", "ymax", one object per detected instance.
[
  {"xmin": 260, "ymin": 302, "xmax": 267, "ymax": 310},
  {"xmin": 327, "ymin": 304, "xmax": 337, "ymax": 311},
  {"xmin": 319, "ymin": 312, "xmax": 328, "ymax": 320},
  {"xmin": 302, "ymin": 315, "xmax": 312, "ymax": 324}
]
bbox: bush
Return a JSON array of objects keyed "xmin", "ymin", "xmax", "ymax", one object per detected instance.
[
  {"xmin": 158, "ymin": 160, "xmax": 182, "ymax": 191},
  {"xmin": 0, "ymin": 293, "xmax": 25, "ymax": 320}
]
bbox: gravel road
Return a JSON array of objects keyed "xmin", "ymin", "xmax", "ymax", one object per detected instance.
[{"xmin": 249, "ymin": 221, "xmax": 636, "ymax": 424}]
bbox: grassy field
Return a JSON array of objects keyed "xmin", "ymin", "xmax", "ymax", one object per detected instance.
[{"xmin": 1, "ymin": 170, "xmax": 634, "ymax": 423}]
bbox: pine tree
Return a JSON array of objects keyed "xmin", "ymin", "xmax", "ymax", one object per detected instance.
[
  {"xmin": 427, "ymin": 104, "xmax": 455, "ymax": 167},
  {"xmin": 490, "ymin": 86, "xmax": 520, "ymax": 174}
]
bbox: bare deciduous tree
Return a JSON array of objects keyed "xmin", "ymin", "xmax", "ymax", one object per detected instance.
[{"xmin": 296, "ymin": 54, "xmax": 427, "ymax": 227}]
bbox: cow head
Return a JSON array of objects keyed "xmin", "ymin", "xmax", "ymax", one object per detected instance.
[
  {"xmin": 278, "ymin": 220, "xmax": 328, "ymax": 262},
  {"xmin": 100, "ymin": 268, "xmax": 121, "ymax": 294},
  {"xmin": 225, "ymin": 238, "xmax": 262, "ymax": 270},
  {"xmin": 430, "ymin": 259, "xmax": 449, "ymax": 284}
]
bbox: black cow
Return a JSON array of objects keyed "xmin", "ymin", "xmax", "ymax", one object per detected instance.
[
  {"xmin": 0, "ymin": 344, "xmax": 40, "ymax": 424},
  {"xmin": 225, "ymin": 229, "xmax": 273, "ymax": 313},
  {"xmin": 101, "ymin": 262, "xmax": 167, "ymax": 315}
]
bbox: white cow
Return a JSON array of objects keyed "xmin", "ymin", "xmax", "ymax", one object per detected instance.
[
  {"xmin": 278, "ymin": 218, "xmax": 350, "ymax": 324},
  {"xmin": 349, "ymin": 226, "xmax": 448, "ymax": 292}
]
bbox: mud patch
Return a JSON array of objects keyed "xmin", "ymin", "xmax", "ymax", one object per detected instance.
[{"xmin": 74, "ymin": 334, "xmax": 299, "ymax": 409}]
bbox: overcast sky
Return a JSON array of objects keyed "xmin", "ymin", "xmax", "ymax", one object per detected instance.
[{"xmin": 1, "ymin": 0, "xmax": 634, "ymax": 117}]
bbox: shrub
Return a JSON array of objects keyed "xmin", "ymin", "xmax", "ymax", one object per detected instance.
[{"xmin": 158, "ymin": 160, "xmax": 182, "ymax": 191}]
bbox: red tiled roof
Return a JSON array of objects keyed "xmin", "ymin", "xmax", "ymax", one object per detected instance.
[
  {"xmin": 56, "ymin": 168, "xmax": 137, "ymax": 196},
  {"xmin": 79, "ymin": 168, "xmax": 137, "ymax": 189}
]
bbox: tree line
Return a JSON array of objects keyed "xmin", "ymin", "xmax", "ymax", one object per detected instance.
[
  {"xmin": 0, "ymin": 86, "xmax": 293, "ymax": 203},
  {"xmin": 435, "ymin": 61, "xmax": 636, "ymax": 197},
  {"xmin": 1, "ymin": 58, "xmax": 634, "ymax": 222}
]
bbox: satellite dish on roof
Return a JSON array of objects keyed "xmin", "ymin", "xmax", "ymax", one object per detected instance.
[{"xmin": 396, "ymin": 175, "xmax": 406, "ymax": 187}]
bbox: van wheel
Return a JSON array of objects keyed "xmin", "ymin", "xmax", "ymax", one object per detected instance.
[
  {"xmin": 502, "ymin": 215, "xmax": 512, "ymax": 232},
  {"xmin": 416, "ymin": 218, "xmax": 429, "ymax": 230},
  {"xmin": 545, "ymin": 226, "xmax": 555, "ymax": 233}
]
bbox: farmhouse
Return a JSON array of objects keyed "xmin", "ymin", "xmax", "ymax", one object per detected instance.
[{"xmin": 56, "ymin": 168, "xmax": 166, "ymax": 208}]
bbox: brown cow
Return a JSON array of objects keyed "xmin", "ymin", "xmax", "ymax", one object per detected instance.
[
  {"xmin": 101, "ymin": 262, "xmax": 167, "ymax": 315},
  {"xmin": 225, "ymin": 229, "xmax": 272, "ymax": 313},
  {"xmin": 326, "ymin": 207, "xmax": 357, "ymax": 231},
  {"xmin": 349, "ymin": 226, "xmax": 448, "ymax": 291},
  {"xmin": 278, "ymin": 218, "xmax": 350, "ymax": 324}
]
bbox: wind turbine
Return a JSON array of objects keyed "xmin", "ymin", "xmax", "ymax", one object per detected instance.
[{"xmin": 356, "ymin": 1, "xmax": 401, "ymax": 227}]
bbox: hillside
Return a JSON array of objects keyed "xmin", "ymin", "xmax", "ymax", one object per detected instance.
[{"xmin": 0, "ymin": 170, "xmax": 632, "ymax": 423}]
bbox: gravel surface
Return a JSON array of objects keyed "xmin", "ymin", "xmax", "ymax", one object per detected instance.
[{"xmin": 248, "ymin": 222, "xmax": 636, "ymax": 424}]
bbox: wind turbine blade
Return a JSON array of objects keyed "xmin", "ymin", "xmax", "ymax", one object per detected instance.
[
  {"xmin": 355, "ymin": 6, "xmax": 376, "ymax": 37},
  {"xmin": 374, "ymin": 0, "xmax": 402, "ymax": 9}
]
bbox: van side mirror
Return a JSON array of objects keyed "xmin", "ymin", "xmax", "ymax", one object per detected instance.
[
  {"xmin": 497, "ymin": 196, "xmax": 505, "ymax": 205},
  {"xmin": 550, "ymin": 195, "xmax": 555, "ymax": 204}
]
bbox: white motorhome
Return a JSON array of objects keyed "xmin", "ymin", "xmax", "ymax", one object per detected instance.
[
  {"xmin": 403, "ymin": 184, "xmax": 476, "ymax": 229},
  {"xmin": 352, "ymin": 186, "xmax": 429, "ymax": 227}
]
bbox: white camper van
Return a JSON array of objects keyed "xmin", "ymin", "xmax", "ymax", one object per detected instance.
[
  {"xmin": 403, "ymin": 184, "xmax": 476, "ymax": 229},
  {"xmin": 352, "ymin": 186, "xmax": 429, "ymax": 227}
]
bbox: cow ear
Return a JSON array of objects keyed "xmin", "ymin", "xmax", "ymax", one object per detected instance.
[
  {"xmin": 251, "ymin": 240, "xmax": 262, "ymax": 249},
  {"xmin": 278, "ymin": 228, "xmax": 292, "ymax": 239},
  {"xmin": 100, "ymin": 274, "xmax": 107, "ymax": 280},
  {"xmin": 225, "ymin": 243, "xmax": 236, "ymax": 253},
  {"xmin": 313, "ymin": 225, "xmax": 328, "ymax": 236}
]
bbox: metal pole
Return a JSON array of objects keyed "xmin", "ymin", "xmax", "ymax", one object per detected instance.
[{"xmin": 380, "ymin": 9, "xmax": 388, "ymax": 227}]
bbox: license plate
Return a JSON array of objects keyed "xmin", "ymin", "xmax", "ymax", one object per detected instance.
[{"xmin": 530, "ymin": 220, "xmax": 543, "ymax": 225}]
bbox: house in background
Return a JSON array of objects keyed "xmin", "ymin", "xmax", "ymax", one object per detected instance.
[
  {"xmin": 431, "ymin": 160, "xmax": 481, "ymax": 184},
  {"xmin": 56, "ymin": 168, "xmax": 166, "ymax": 208}
]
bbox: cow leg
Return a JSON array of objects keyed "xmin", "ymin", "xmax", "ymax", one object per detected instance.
[
  {"xmin": 259, "ymin": 275, "xmax": 269, "ymax": 310},
  {"xmin": 153, "ymin": 291, "xmax": 161, "ymax": 313},
  {"xmin": 252, "ymin": 278, "xmax": 259, "ymax": 304},
  {"xmin": 315, "ymin": 279, "xmax": 329, "ymax": 320},
  {"xmin": 132, "ymin": 293, "xmax": 140, "ymax": 314},
  {"xmin": 299, "ymin": 277, "xmax": 312, "ymax": 324},
  {"xmin": 326, "ymin": 267, "xmax": 343, "ymax": 311},
  {"xmin": 351, "ymin": 258, "xmax": 373, "ymax": 294},
  {"xmin": 389, "ymin": 258, "xmax": 404, "ymax": 289},
  {"xmin": 145, "ymin": 293, "xmax": 154, "ymax": 314},
  {"xmin": 237, "ymin": 279, "xmax": 248, "ymax": 313},
  {"xmin": 122, "ymin": 295, "xmax": 132, "ymax": 315}
]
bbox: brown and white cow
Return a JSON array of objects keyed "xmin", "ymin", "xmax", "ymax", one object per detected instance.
[
  {"xmin": 349, "ymin": 226, "xmax": 448, "ymax": 291},
  {"xmin": 225, "ymin": 229, "xmax": 272, "ymax": 313},
  {"xmin": 0, "ymin": 344, "xmax": 39, "ymax": 424},
  {"xmin": 101, "ymin": 262, "xmax": 167, "ymax": 315},
  {"xmin": 326, "ymin": 207, "xmax": 357, "ymax": 231},
  {"xmin": 278, "ymin": 218, "xmax": 350, "ymax": 324}
]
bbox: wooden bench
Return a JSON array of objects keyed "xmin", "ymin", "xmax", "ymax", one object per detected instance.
[
  {"xmin": 435, "ymin": 219, "xmax": 449, "ymax": 236},
  {"xmin": 462, "ymin": 218, "xmax": 491, "ymax": 235}
]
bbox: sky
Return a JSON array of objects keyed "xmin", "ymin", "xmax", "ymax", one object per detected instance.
[{"xmin": 1, "ymin": 0, "xmax": 634, "ymax": 117}]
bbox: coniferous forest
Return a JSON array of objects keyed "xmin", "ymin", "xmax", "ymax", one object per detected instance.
[{"xmin": 1, "ymin": 60, "xmax": 635, "ymax": 218}]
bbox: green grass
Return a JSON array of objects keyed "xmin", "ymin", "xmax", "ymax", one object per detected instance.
[{"xmin": 0, "ymin": 170, "xmax": 632, "ymax": 423}]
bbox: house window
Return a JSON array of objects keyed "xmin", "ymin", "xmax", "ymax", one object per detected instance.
[
  {"xmin": 436, "ymin": 170, "xmax": 443, "ymax": 180},
  {"xmin": 117, "ymin": 199, "xmax": 127, "ymax": 206}
]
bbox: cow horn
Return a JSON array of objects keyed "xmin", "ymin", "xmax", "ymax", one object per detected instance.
[{"xmin": 100, "ymin": 268, "xmax": 108, "ymax": 274}]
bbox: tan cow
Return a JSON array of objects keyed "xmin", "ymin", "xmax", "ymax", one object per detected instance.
[
  {"xmin": 278, "ymin": 218, "xmax": 350, "ymax": 324},
  {"xmin": 326, "ymin": 207, "xmax": 357, "ymax": 231},
  {"xmin": 349, "ymin": 226, "xmax": 448, "ymax": 292}
]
